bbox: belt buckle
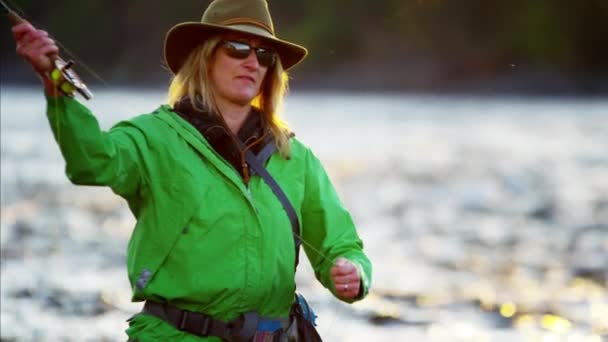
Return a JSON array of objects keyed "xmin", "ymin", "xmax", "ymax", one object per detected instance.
[
  {"xmin": 179, "ymin": 310, "xmax": 189, "ymax": 330},
  {"xmin": 200, "ymin": 316, "xmax": 211, "ymax": 336}
]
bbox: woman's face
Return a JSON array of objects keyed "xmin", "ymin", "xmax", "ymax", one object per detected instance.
[{"xmin": 210, "ymin": 34, "xmax": 271, "ymax": 107}]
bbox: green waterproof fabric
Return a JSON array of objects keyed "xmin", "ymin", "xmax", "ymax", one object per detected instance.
[{"xmin": 46, "ymin": 96, "xmax": 372, "ymax": 340}]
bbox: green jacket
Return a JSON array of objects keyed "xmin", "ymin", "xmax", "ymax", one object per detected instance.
[{"xmin": 46, "ymin": 96, "xmax": 371, "ymax": 339}]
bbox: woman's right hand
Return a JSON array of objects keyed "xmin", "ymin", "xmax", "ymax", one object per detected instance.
[{"xmin": 11, "ymin": 21, "xmax": 59, "ymax": 78}]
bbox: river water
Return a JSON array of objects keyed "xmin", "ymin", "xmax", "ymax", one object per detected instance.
[{"xmin": 1, "ymin": 87, "xmax": 607, "ymax": 341}]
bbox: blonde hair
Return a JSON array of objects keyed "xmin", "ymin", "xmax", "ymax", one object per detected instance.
[{"xmin": 167, "ymin": 37, "xmax": 292, "ymax": 157}]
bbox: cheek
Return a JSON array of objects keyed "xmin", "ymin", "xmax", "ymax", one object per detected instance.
[
  {"xmin": 210, "ymin": 56, "xmax": 232, "ymax": 84},
  {"xmin": 211, "ymin": 68, "xmax": 235, "ymax": 97},
  {"xmin": 210, "ymin": 69, "xmax": 226, "ymax": 91}
]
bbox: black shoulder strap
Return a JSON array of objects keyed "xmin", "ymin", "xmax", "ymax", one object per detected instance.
[
  {"xmin": 254, "ymin": 141, "xmax": 278, "ymax": 172},
  {"xmin": 244, "ymin": 144, "xmax": 301, "ymax": 269}
]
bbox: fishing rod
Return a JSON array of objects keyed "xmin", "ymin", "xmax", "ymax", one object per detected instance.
[{"xmin": 1, "ymin": 0, "xmax": 93, "ymax": 99}]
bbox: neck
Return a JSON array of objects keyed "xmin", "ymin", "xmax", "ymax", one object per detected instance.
[{"xmin": 216, "ymin": 98, "xmax": 251, "ymax": 134}]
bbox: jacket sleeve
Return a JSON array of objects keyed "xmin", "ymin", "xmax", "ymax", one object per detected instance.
[
  {"xmin": 301, "ymin": 148, "xmax": 372, "ymax": 302},
  {"xmin": 46, "ymin": 96, "xmax": 147, "ymax": 198}
]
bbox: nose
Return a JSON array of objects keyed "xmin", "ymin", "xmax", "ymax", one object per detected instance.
[{"xmin": 242, "ymin": 50, "xmax": 260, "ymax": 69}]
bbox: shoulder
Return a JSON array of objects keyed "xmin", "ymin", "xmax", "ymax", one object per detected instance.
[
  {"xmin": 123, "ymin": 104, "xmax": 173, "ymax": 128},
  {"xmin": 111, "ymin": 104, "xmax": 179, "ymax": 138},
  {"xmin": 288, "ymin": 136, "xmax": 312, "ymax": 159},
  {"xmin": 102, "ymin": 105, "xmax": 187, "ymax": 153},
  {"xmin": 288, "ymin": 136, "xmax": 325, "ymax": 171}
]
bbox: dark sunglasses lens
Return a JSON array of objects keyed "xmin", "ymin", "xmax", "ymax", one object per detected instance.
[
  {"xmin": 223, "ymin": 41, "xmax": 276, "ymax": 67},
  {"xmin": 223, "ymin": 41, "xmax": 252, "ymax": 59},
  {"xmin": 255, "ymin": 48, "xmax": 276, "ymax": 67}
]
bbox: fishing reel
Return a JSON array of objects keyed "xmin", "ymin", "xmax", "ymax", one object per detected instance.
[{"xmin": 50, "ymin": 57, "xmax": 93, "ymax": 99}]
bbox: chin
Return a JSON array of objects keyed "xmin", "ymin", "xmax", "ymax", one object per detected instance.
[
  {"xmin": 229, "ymin": 96, "xmax": 253, "ymax": 106},
  {"xmin": 232, "ymin": 92, "xmax": 257, "ymax": 105}
]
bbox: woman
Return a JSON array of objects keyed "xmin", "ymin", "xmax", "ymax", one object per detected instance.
[{"xmin": 11, "ymin": 0, "xmax": 372, "ymax": 340}]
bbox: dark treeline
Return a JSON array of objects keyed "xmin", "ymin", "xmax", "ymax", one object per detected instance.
[{"xmin": 1, "ymin": 0, "xmax": 607, "ymax": 95}]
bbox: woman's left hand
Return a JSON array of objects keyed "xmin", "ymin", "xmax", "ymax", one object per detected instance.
[{"xmin": 330, "ymin": 257, "xmax": 361, "ymax": 299}]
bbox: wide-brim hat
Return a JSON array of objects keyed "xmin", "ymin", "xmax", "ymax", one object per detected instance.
[{"xmin": 164, "ymin": 0, "xmax": 308, "ymax": 74}]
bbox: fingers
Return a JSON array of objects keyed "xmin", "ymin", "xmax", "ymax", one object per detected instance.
[
  {"xmin": 330, "ymin": 257, "xmax": 357, "ymax": 276},
  {"xmin": 16, "ymin": 29, "xmax": 52, "ymax": 51},
  {"xmin": 24, "ymin": 46, "xmax": 57, "ymax": 74},
  {"xmin": 13, "ymin": 26, "xmax": 57, "ymax": 74},
  {"xmin": 334, "ymin": 279, "xmax": 360, "ymax": 299},
  {"xmin": 332, "ymin": 273, "xmax": 359, "ymax": 284},
  {"xmin": 25, "ymin": 37, "xmax": 57, "ymax": 55},
  {"xmin": 330, "ymin": 257, "xmax": 362, "ymax": 299},
  {"xmin": 19, "ymin": 30, "xmax": 50, "ymax": 48},
  {"xmin": 11, "ymin": 21, "xmax": 35, "ymax": 40}
]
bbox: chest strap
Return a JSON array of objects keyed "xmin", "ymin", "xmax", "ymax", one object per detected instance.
[{"xmin": 244, "ymin": 144, "xmax": 301, "ymax": 269}]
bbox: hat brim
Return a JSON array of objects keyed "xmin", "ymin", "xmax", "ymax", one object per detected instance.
[{"xmin": 164, "ymin": 22, "xmax": 308, "ymax": 74}]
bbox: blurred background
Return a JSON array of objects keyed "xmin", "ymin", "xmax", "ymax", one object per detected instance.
[
  {"xmin": 1, "ymin": 0, "xmax": 607, "ymax": 341},
  {"xmin": 2, "ymin": 0, "xmax": 608, "ymax": 94}
]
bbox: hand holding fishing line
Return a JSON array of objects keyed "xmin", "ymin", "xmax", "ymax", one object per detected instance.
[{"xmin": 330, "ymin": 257, "xmax": 361, "ymax": 299}]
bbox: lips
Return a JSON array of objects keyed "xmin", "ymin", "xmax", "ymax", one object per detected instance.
[{"xmin": 236, "ymin": 75, "xmax": 255, "ymax": 83}]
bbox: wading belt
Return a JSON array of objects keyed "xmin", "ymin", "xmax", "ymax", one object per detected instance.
[{"xmin": 142, "ymin": 301, "xmax": 289, "ymax": 342}]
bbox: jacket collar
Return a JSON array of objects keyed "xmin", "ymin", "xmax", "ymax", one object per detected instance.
[
  {"xmin": 172, "ymin": 96, "xmax": 268, "ymax": 152},
  {"xmin": 154, "ymin": 104, "xmax": 248, "ymax": 192}
]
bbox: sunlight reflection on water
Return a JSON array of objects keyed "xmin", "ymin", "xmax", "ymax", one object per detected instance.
[{"xmin": 1, "ymin": 86, "xmax": 607, "ymax": 341}]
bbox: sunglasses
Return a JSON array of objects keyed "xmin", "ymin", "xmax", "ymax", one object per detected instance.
[{"xmin": 220, "ymin": 40, "xmax": 277, "ymax": 68}]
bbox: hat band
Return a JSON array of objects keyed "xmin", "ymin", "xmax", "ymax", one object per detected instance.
[
  {"xmin": 224, "ymin": 24, "xmax": 276, "ymax": 40},
  {"xmin": 220, "ymin": 18, "xmax": 274, "ymax": 35}
]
